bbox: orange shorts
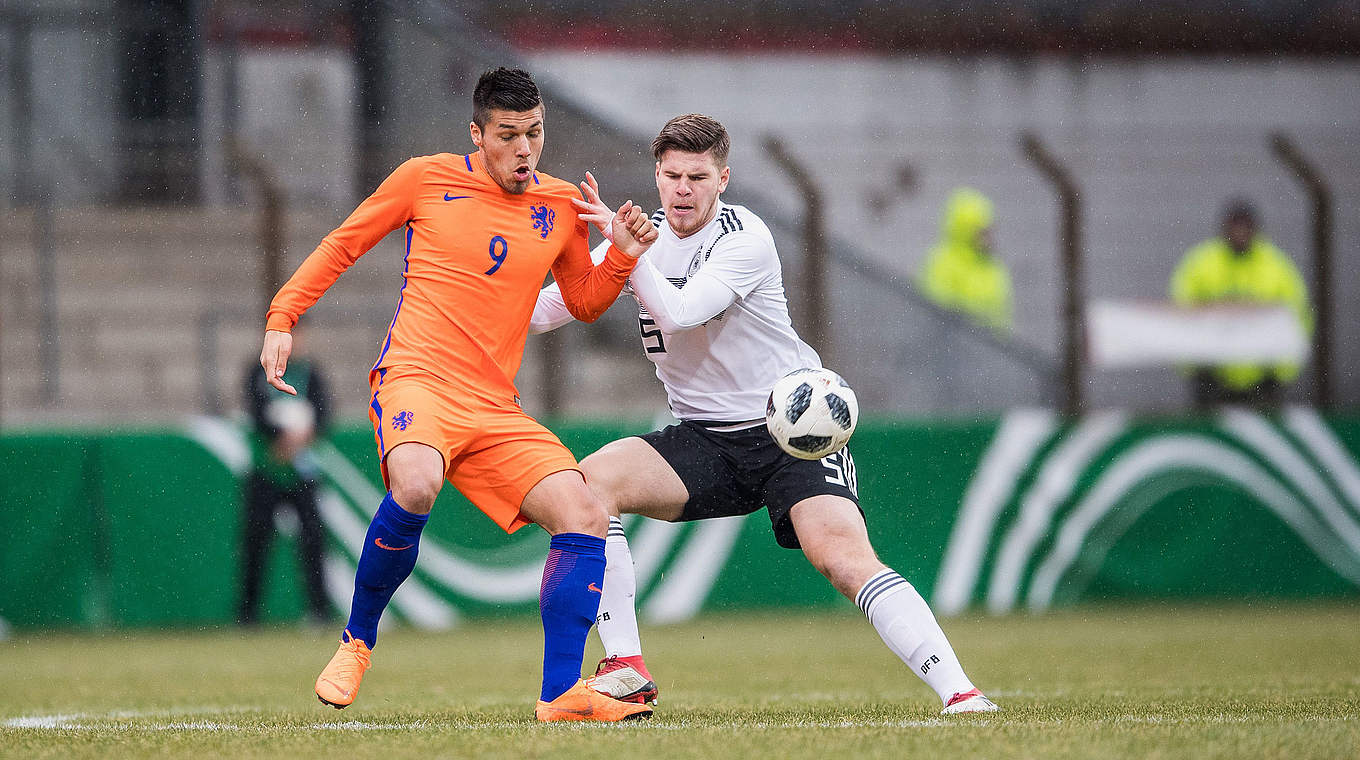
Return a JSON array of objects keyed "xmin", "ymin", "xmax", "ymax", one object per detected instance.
[{"xmin": 367, "ymin": 365, "xmax": 581, "ymax": 533}]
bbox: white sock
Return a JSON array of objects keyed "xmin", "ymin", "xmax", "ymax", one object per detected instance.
[
  {"xmin": 597, "ymin": 517, "xmax": 644, "ymax": 658},
  {"xmin": 856, "ymin": 569, "xmax": 976, "ymax": 704}
]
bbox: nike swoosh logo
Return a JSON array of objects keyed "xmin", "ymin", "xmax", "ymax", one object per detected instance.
[
  {"xmin": 544, "ymin": 705, "xmax": 595, "ymax": 717},
  {"xmin": 374, "ymin": 537, "xmax": 413, "ymax": 551},
  {"xmin": 444, "ymin": 193, "xmax": 471, "ymax": 201},
  {"xmin": 319, "ymin": 678, "xmax": 352, "ymax": 699},
  {"xmin": 587, "ymin": 583, "xmax": 603, "ymax": 594}
]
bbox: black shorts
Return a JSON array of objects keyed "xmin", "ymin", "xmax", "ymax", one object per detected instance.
[{"xmin": 638, "ymin": 420, "xmax": 861, "ymax": 549}]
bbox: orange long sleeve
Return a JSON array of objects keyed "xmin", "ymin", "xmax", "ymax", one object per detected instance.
[
  {"xmin": 551, "ymin": 239, "xmax": 637, "ymax": 323},
  {"xmin": 265, "ymin": 158, "xmax": 422, "ymax": 332}
]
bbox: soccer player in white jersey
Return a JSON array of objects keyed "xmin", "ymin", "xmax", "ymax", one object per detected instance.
[{"xmin": 531, "ymin": 114, "xmax": 997, "ymax": 716}]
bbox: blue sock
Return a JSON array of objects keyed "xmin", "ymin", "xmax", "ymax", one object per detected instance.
[
  {"xmin": 343, "ymin": 492, "xmax": 428, "ymax": 647},
  {"xmin": 539, "ymin": 532, "xmax": 606, "ymax": 702}
]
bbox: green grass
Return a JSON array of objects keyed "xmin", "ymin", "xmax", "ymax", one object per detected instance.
[{"xmin": 3, "ymin": 603, "xmax": 1358, "ymax": 759}]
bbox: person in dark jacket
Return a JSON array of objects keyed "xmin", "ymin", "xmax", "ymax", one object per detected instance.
[{"xmin": 240, "ymin": 328, "xmax": 332, "ymax": 625}]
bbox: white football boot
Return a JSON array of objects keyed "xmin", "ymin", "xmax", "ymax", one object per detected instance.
[{"xmin": 941, "ymin": 688, "xmax": 999, "ymax": 715}]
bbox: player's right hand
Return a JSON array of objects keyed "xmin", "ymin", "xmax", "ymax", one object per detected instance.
[
  {"xmin": 571, "ymin": 171, "xmax": 616, "ymax": 241},
  {"xmin": 610, "ymin": 201, "xmax": 659, "ymax": 259},
  {"xmin": 260, "ymin": 329, "xmax": 298, "ymax": 395}
]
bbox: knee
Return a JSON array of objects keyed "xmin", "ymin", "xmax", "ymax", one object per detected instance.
[
  {"xmin": 544, "ymin": 488, "xmax": 609, "ymax": 537},
  {"xmin": 581, "ymin": 440, "xmax": 632, "ymax": 490},
  {"xmin": 389, "ymin": 470, "xmax": 442, "ymax": 514},
  {"xmin": 559, "ymin": 493, "xmax": 609, "ymax": 537},
  {"xmin": 579, "ymin": 456, "xmax": 621, "ymax": 517}
]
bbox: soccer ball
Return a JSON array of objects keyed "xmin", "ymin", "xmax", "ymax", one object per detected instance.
[{"xmin": 765, "ymin": 367, "xmax": 858, "ymax": 460}]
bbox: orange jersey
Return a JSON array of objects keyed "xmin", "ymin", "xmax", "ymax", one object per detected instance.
[{"xmin": 266, "ymin": 151, "xmax": 636, "ymax": 399}]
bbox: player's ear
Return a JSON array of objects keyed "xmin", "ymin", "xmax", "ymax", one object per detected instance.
[
  {"xmin": 718, "ymin": 166, "xmax": 730, "ymax": 193},
  {"xmin": 469, "ymin": 121, "xmax": 482, "ymax": 148}
]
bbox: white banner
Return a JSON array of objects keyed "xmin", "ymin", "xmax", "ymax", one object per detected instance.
[{"xmin": 1087, "ymin": 300, "xmax": 1308, "ymax": 369}]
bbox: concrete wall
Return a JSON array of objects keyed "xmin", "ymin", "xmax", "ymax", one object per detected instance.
[
  {"xmin": 199, "ymin": 46, "xmax": 359, "ymax": 208},
  {"xmin": 1, "ymin": 3, "xmax": 120, "ymax": 206}
]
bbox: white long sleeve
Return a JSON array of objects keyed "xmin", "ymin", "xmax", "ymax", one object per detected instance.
[
  {"xmin": 528, "ymin": 281, "xmax": 576, "ymax": 334},
  {"xmin": 529, "ymin": 240, "xmax": 622, "ymax": 334},
  {"xmin": 628, "ymin": 226, "xmax": 774, "ymax": 333},
  {"xmin": 627, "ymin": 254, "xmax": 740, "ymax": 333}
]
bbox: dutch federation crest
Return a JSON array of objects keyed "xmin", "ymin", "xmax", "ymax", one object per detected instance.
[
  {"xmin": 392, "ymin": 410, "xmax": 414, "ymax": 431},
  {"xmin": 530, "ymin": 205, "xmax": 555, "ymax": 239}
]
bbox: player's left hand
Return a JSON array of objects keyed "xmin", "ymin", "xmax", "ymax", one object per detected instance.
[
  {"xmin": 571, "ymin": 171, "xmax": 616, "ymax": 241},
  {"xmin": 260, "ymin": 329, "xmax": 298, "ymax": 395},
  {"xmin": 610, "ymin": 201, "xmax": 659, "ymax": 259}
]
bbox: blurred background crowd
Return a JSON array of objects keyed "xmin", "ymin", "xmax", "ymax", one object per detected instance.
[{"xmin": 2, "ymin": 0, "xmax": 1356, "ymax": 428}]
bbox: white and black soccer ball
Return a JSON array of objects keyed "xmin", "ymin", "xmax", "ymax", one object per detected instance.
[{"xmin": 765, "ymin": 367, "xmax": 858, "ymax": 460}]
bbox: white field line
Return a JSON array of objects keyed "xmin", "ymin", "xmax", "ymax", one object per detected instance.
[{"xmin": 4, "ymin": 710, "xmax": 1352, "ymax": 732}]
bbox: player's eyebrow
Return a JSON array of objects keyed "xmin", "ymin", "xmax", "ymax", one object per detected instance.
[{"xmin": 497, "ymin": 120, "xmax": 542, "ymax": 131}]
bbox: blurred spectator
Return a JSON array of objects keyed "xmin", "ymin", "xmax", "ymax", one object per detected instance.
[
  {"xmin": 239, "ymin": 327, "xmax": 333, "ymax": 626},
  {"xmin": 1170, "ymin": 199, "xmax": 1313, "ymax": 410},
  {"xmin": 918, "ymin": 188, "xmax": 1013, "ymax": 332}
]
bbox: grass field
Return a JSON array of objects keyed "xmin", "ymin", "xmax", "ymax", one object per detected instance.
[{"xmin": 3, "ymin": 603, "xmax": 1358, "ymax": 759}]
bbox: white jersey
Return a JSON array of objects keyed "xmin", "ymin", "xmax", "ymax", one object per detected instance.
[
  {"xmin": 632, "ymin": 202, "xmax": 821, "ymax": 421},
  {"xmin": 531, "ymin": 201, "xmax": 822, "ymax": 422}
]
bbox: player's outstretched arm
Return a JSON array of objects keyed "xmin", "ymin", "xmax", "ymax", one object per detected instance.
[
  {"xmin": 530, "ymin": 241, "xmax": 618, "ymax": 334},
  {"xmin": 628, "ymin": 229, "xmax": 774, "ymax": 332},
  {"xmin": 265, "ymin": 158, "xmax": 422, "ymax": 334},
  {"xmin": 629, "ymin": 258, "xmax": 740, "ymax": 333},
  {"xmin": 259, "ymin": 329, "xmax": 297, "ymax": 395}
]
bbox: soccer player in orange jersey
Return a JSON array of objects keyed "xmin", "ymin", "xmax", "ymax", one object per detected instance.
[{"xmin": 258, "ymin": 68, "xmax": 657, "ymax": 722}]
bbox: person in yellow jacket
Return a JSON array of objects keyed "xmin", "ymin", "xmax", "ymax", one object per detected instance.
[
  {"xmin": 1170, "ymin": 200, "xmax": 1313, "ymax": 409},
  {"xmin": 919, "ymin": 188, "xmax": 1013, "ymax": 332}
]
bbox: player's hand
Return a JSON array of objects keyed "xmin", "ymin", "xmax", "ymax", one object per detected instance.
[
  {"xmin": 610, "ymin": 201, "xmax": 659, "ymax": 259},
  {"xmin": 260, "ymin": 329, "xmax": 298, "ymax": 395},
  {"xmin": 570, "ymin": 171, "xmax": 616, "ymax": 241}
]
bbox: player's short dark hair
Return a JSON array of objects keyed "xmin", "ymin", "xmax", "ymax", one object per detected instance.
[
  {"xmin": 652, "ymin": 114, "xmax": 730, "ymax": 166},
  {"xmin": 472, "ymin": 67, "xmax": 543, "ymax": 128}
]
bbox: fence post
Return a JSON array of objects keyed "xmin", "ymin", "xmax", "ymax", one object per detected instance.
[
  {"xmin": 353, "ymin": 0, "xmax": 388, "ymax": 193},
  {"xmin": 226, "ymin": 142, "xmax": 286, "ymax": 315},
  {"xmin": 1021, "ymin": 133, "xmax": 1085, "ymax": 416},
  {"xmin": 763, "ymin": 136, "xmax": 831, "ymax": 364},
  {"xmin": 198, "ymin": 310, "xmax": 222, "ymax": 416},
  {"xmin": 34, "ymin": 190, "xmax": 59, "ymax": 406},
  {"xmin": 1270, "ymin": 133, "xmax": 1333, "ymax": 410}
]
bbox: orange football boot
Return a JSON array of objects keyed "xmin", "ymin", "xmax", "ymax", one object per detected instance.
[
  {"xmin": 535, "ymin": 679, "xmax": 654, "ymax": 722},
  {"xmin": 314, "ymin": 630, "xmax": 372, "ymax": 709}
]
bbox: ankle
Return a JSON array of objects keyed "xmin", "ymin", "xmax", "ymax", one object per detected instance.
[{"xmin": 615, "ymin": 654, "xmax": 652, "ymax": 680}]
